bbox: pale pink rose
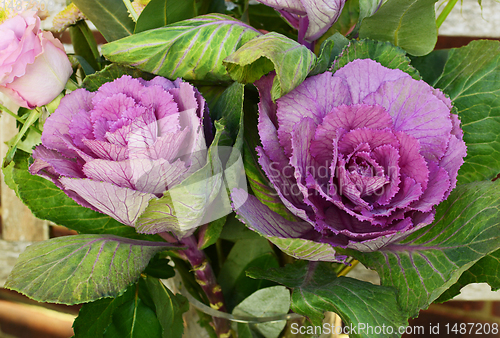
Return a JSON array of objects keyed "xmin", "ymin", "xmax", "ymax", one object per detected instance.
[{"xmin": 0, "ymin": 11, "xmax": 72, "ymax": 108}]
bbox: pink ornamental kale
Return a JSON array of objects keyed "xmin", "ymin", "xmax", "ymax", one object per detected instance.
[
  {"xmin": 233, "ymin": 59, "xmax": 467, "ymax": 256},
  {"xmin": 255, "ymin": 0, "xmax": 345, "ymax": 42},
  {"xmin": 30, "ymin": 75, "xmax": 211, "ymax": 232}
]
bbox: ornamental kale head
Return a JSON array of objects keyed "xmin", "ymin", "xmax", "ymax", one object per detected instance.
[
  {"xmin": 30, "ymin": 75, "xmax": 213, "ymax": 235},
  {"xmin": 233, "ymin": 59, "xmax": 467, "ymax": 259}
]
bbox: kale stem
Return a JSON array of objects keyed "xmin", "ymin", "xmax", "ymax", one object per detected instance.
[
  {"xmin": 176, "ymin": 234, "xmax": 233, "ymax": 338},
  {"xmin": 436, "ymin": 0, "xmax": 459, "ymax": 29},
  {"xmin": 337, "ymin": 260, "xmax": 359, "ymax": 277},
  {"xmin": 0, "ymin": 104, "xmax": 42, "ymax": 134}
]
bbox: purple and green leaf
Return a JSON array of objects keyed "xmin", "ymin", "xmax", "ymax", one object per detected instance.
[
  {"xmin": 247, "ymin": 261, "xmax": 408, "ymax": 338},
  {"xmin": 101, "ymin": 14, "xmax": 261, "ymax": 82},
  {"xmin": 4, "ymin": 235, "xmax": 180, "ymax": 305},
  {"xmin": 345, "ymin": 181, "xmax": 500, "ymax": 317}
]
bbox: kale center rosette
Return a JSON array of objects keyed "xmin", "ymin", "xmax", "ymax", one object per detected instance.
[
  {"xmin": 234, "ymin": 59, "xmax": 467, "ymax": 258},
  {"xmin": 30, "ymin": 75, "xmax": 215, "ymax": 236}
]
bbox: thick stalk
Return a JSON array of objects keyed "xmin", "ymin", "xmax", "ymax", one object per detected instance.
[
  {"xmin": 169, "ymin": 234, "xmax": 232, "ymax": 337},
  {"xmin": 436, "ymin": 0, "xmax": 459, "ymax": 29}
]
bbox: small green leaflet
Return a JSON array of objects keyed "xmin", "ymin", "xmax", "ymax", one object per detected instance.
[{"xmin": 224, "ymin": 32, "xmax": 317, "ymax": 101}]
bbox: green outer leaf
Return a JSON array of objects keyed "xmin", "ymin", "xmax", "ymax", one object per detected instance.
[
  {"xmin": 247, "ymin": 4, "xmax": 297, "ymax": 40},
  {"xmin": 102, "ymin": 14, "xmax": 261, "ymax": 82},
  {"xmin": 433, "ymin": 40, "xmax": 500, "ymax": 183},
  {"xmin": 409, "ymin": 49, "xmax": 449, "ymax": 86},
  {"xmin": 359, "ymin": 0, "xmax": 438, "ymax": 56},
  {"xmin": 143, "ymin": 255, "xmax": 176, "ymax": 279},
  {"xmin": 331, "ymin": 39, "xmax": 421, "ymax": 80},
  {"xmin": 143, "ymin": 275, "xmax": 189, "ymax": 338},
  {"xmin": 248, "ymin": 261, "xmax": 408, "ymax": 338},
  {"xmin": 345, "ymin": 181, "xmax": 500, "ymax": 318},
  {"xmin": 82, "ymin": 64, "xmax": 155, "ymax": 92},
  {"xmin": 73, "ymin": 283, "xmax": 136, "ymax": 338},
  {"xmin": 69, "ymin": 21, "xmax": 100, "ymax": 73},
  {"xmin": 218, "ymin": 238, "xmax": 279, "ymax": 310},
  {"xmin": 4, "ymin": 235, "xmax": 178, "ymax": 305},
  {"xmin": 224, "ymin": 32, "xmax": 316, "ymax": 101},
  {"xmin": 72, "ymin": 0, "xmax": 135, "ymax": 42},
  {"xmin": 437, "ymin": 249, "xmax": 500, "ymax": 303},
  {"xmin": 12, "ymin": 159, "xmax": 158, "ymax": 241},
  {"xmin": 232, "ymin": 286, "xmax": 290, "ymax": 338},
  {"xmin": 309, "ymin": 33, "xmax": 349, "ymax": 76},
  {"xmin": 134, "ymin": 0, "xmax": 196, "ymax": 33},
  {"xmin": 103, "ymin": 295, "xmax": 162, "ymax": 337}
]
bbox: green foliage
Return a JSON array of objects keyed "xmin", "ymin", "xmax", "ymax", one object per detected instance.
[
  {"xmin": 233, "ymin": 286, "xmax": 290, "ymax": 338},
  {"xmin": 310, "ymin": 33, "xmax": 350, "ymax": 76},
  {"xmin": 224, "ymin": 32, "xmax": 316, "ymax": 101},
  {"xmin": 248, "ymin": 261, "xmax": 408, "ymax": 338},
  {"xmin": 10, "ymin": 154, "xmax": 158, "ymax": 240},
  {"xmin": 134, "ymin": 0, "xmax": 196, "ymax": 33},
  {"xmin": 332, "ymin": 39, "xmax": 421, "ymax": 80},
  {"xmin": 218, "ymin": 238, "xmax": 279, "ymax": 310},
  {"xmin": 82, "ymin": 64, "xmax": 155, "ymax": 92},
  {"xmin": 348, "ymin": 181, "xmax": 500, "ymax": 317},
  {"xmin": 102, "ymin": 14, "xmax": 261, "ymax": 82},
  {"xmin": 72, "ymin": 0, "xmax": 135, "ymax": 42},
  {"xmin": 4, "ymin": 235, "xmax": 178, "ymax": 304},
  {"xmin": 359, "ymin": 0, "xmax": 438, "ymax": 56},
  {"xmin": 410, "ymin": 49, "xmax": 450, "ymax": 85},
  {"xmin": 437, "ymin": 249, "xmax": 500, "ymax": 302},
  {"xmin": 433, "ymin": 40, "xmax": 500, "ymax": 183},
  {"xmin": 143, "ymin": 276, "xmax": 189, "ymax": 338},
  {"xmin": 69, "ymin": 20, "xmax": 101, "ymax": 74}
]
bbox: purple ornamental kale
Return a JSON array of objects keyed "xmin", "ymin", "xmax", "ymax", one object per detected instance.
[
  {"xmin": 255, "ymin": 0, "xmax": 345, "ymax": 42},
  {"xmin": 30, "ymin": 75, "xmax": 211, "ymax": 232},
  {"xmin": 233, "ymin": 59, "xmax": 467, "ymax": 256}
]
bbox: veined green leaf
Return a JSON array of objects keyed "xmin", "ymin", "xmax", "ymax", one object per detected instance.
[
  {"xmin": 143, "ymin": 276, "xmax": 189, "ymax": 338},
  {"xmin": 224, "ymin": 32, "xmax": 317, "ymax": 101},
  {"xmin": 437, "ymin": 249, "xmax": 500, "ymax": 302},
  {"xmin": 232, "ymin": 286, "xmax": 290, "ymax": 338},
  {"xmin": 346, "ymin": 181, "xmax": 500, "ymax": 317},
  {"xmin": 433, "ymin": 40, "xmax": 500, "ymax": 183},
  {"xmin": 11, "ymin": 155, "xmax": 158, "ymax": 241},
  {"xmin": 4, "ymin": 235, "xmax": 179, "ymax": 304},
  {"xmin": 102, "ymin": 14, "xmax": 261, "ymax": 82},
  {"xmin": 331, "ymin": 39, "xmax": 421, "ymax": 80},
  {"xmin": 134, "ymin": 0, "xmax": 196, "ymax": 33},
  {"xmin": 248, "ymin": 261, "xmax": 407, "ymax": 338},
  {"xmin": 72, "ymin": 0, "xmax": 135, "ymax": 42},
  {"xmin": 359, "ymin": 0, "xmax": 438, "ymax": 56}
]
